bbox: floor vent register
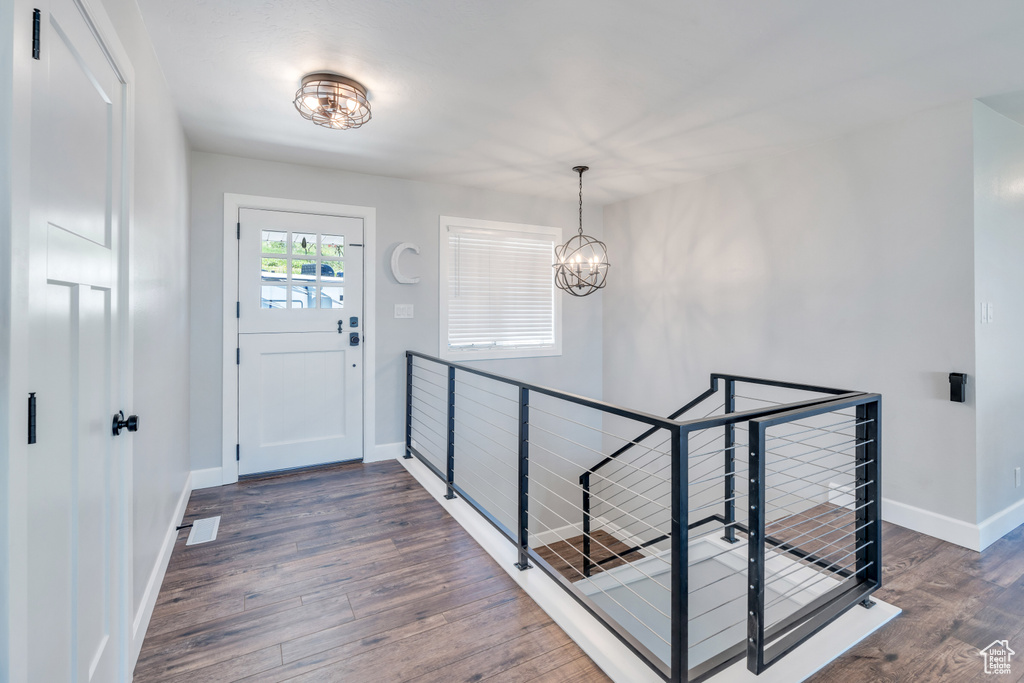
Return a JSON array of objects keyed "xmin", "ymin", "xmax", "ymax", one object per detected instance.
[{"xmin": 186, "ymin": 516, "xmax": 221, "ymax": 546}]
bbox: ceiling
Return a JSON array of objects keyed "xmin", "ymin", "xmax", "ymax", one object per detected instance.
[{"xmin": 136, "ymin": 0, "xmax": 1024, "ymax": 204}]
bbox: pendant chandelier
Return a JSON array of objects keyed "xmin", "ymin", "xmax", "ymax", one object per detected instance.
[
  {"xmin": 554, "ymin": 166, "xmax": 609, "ymax": 297},
  {"xmin": 293, "ymin": 72, "xmax": 371, "ymax": 130}
]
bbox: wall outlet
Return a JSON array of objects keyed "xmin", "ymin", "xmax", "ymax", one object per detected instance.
[
  {"xmin": 981, "ymin": 302, "xmax": 995, "ymax": 324},
  {"xmin": 394, "ymin": 304, "xmax": 414, "ymax": 319},
  {"xmin": 1016, "ymin": 467, "xmax": 1021, "ymax": 488}
]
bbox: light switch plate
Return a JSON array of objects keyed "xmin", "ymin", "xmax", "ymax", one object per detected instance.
[{"xmin": 394, "ymin": 304, "xmax": 414, "ymax": 319}]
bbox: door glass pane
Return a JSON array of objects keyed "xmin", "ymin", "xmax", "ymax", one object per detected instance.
[
  {"xmin": 261, "ymin": 230, "xmax": 287, "ymax": 254},
  {"xmin": 292, "ymin": 232, "xmax": 318, "ymax": 256},
  {"xmin": 291, "ymin": 259, "xmax": 317, "ymax": 283},
  {"xmin": 321, "ymin": 260, "xmax": 343, "ymax": 284},
  {"xmin": 320, "ymin": 286, "xmax": 343, "ymax": 309},
  {"xmin": 261, "ymin": 285, "xmax": 287, "ymax": 309},
  {"xmin": 291, "ymin": 286, "xmax": 317, "ymax": 308},
  {"xmin": 261, "ymin": 257, "xmax": 287, "ymax": 279},
  {"xmin": 321, "ymin": 234, "xmax": 345, "ymax": 258}
]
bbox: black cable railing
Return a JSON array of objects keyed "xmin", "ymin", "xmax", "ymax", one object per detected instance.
[{"xmin": 405, "ymin": 350, "xmax": 881, "ymax": 682}]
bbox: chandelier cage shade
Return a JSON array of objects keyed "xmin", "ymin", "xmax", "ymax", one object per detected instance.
[
  {"xmin": 554, "ymin": 166, "xmax": 609, "ymax": 296},
  {"xmin": 293, "ymin": 73, "xmax": 371, "ymax": 130}
]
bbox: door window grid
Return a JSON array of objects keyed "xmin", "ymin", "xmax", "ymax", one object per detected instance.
[{"xmin": 260, "ymin": 231, "xmax": 345, "ymax": 309}]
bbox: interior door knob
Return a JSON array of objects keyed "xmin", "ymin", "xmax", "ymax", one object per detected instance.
[{"xmin": 112, "ymin": 410, "xmax": 140, "ymax": 436}]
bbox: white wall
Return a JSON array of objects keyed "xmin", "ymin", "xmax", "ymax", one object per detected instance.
[
  {"xmin": 602, "ymin": 102, "xmax": 979, "ymax": 529},
  {"xmin": 99, "ymin": 0, "xmax": 192, "ymax": 619},
  {"xmin": 973, "ymin": 102, "xmax": 1024, "ymax": 523},
  {"xmin": 189, "ymin": 152, "xmax": 603, "ymax": 471}
]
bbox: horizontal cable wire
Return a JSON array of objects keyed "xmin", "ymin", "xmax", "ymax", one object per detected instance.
[
  {"xmin": 522, "ymin": 520, "xmax": 671, "ymax": 646},
  {"xmin": 529, "ymin": 404, "xmax": 673, "ymax": 456},
  {"xmin": 454, "ymin": 397, "xmax": 518, "ymax": 426},
  {"xmin": 410, "ymin": 426, "xmax": 447, "ymax": 462},
  {"xmin": 411, "ymin": 372, "xmax": 448, "ymax": 392},
  {"xmin": 451, "ymin": 418, "xmax": 519, "ymax": 461},
  {"xmin": 526, "ymin": 493, "xmax": 673, "ymax": 591},
  {"xmin": 454, "ymin": 383, "xmax": 520, "ymax": 406},
  {"xmin": 759, "ymin": 417, "xmax": 870, "ymax": 444},
  {"xmin": 761, "ymin": 532, "xmax": 866, "ymax": 591},
  {"xmin": 763, "ymin": 500, "xmax": 870, "ymax": 541},
  {"xmin": 759, "ymin": 445, "xmax": 865, "ymax": 478},
  {"xmin": 411, "ymin": 360, "xmax": 448, "ymax": 376},
  {"xmin": 410, "ymin": 393, "xmax": 447, "ymax": 419},
  {"xmin": 453, "ymin": 464, "xmax": 518, "ymax": 509},
  {"xmin": 529, "ymin": 424, "xmax": 673, "ymax": 486},
  {"xmin": 452, "ymin": 402, "xmax": 519, "ymax": 438},
  {"xmin": 452, "ymin": 442, "xmax": 518, "ymax": 485},
  {"xmin": 524, "ymin": 489, "xmax": 673, "ymax": 599},
  {"xmin": 527, "ymin": 454, "xmax": 674, "ymax": 538},
  {"xmin": 763, "ymin": 547, "xmax": 872, "ymax": 614},
  {"xmin": 410, "ymin": 413, "xmax": 448, "ymax": 443},
  {"xmin": 761, "ymin": 470, "xmax": 866, "ymax": 505}
]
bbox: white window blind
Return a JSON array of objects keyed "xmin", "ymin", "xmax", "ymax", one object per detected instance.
[{"xmin": 440, "ymin": 218, "xmax": 562, "ymax": 360}]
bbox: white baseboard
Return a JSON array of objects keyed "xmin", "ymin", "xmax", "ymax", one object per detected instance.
[
  {"xmin": 190, "ymin": 467, "xmax": 224, "ymax": 490},
  {"xmin": 131, "ymin": 472, "xmax": 191, "ymax": 666},
  {"xmin": 530, "ymin": 522, "xmax": 582, "ymax": 547},
  {"xmin": 364, "ymin": 441, "xmax": 405, "ymax": 463},
  {"xmin": 882, "ymin": 498, "xmax": 981, "ymax": 551},
  {"xmin": 978, "ymin": 495, "xmax": 1024, "ymax": 550}
]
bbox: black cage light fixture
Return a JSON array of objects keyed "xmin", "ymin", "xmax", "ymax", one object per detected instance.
[
  {"xmin": 293, "ymin": 72, "xmax": 371, "ymax": 130},
  {"xmin": 554, "ymin": 166, "xmax": 609, "ymax": 297}
]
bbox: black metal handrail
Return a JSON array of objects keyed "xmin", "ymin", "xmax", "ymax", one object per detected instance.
[
  {"xmin": 580, "ymin": 374, "xmax": 857, "ymax": 577},
  {"xmin": 404, "ymin": 350, "xmax": 882, "ymax": 682}
]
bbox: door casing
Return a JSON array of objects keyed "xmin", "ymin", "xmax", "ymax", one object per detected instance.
[{"xmin": 220, "ymin": 194, "xmax": 377, "ymax": 485}]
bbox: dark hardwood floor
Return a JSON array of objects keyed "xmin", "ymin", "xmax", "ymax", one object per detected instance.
[
  {"xmin": 135, "ymin": 459, "xmax": 1024, "ymax": 682},
  {"xmin": 810, "ymin": 519, "xmax": 1024, "ymax": 682},
  {"xmin": 133, "ymin": 460, "xmax": 610, "ymax": 683},
  {"xmin": 534, "ymin": 529, "xmax": 647, "ymax": 582}
]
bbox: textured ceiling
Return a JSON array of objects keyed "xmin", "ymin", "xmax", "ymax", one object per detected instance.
[{"xmin": 136, "ymin": 0, "xmax": 1024, "ymax": 203}]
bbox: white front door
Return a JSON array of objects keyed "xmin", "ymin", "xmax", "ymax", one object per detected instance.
[
  {"xmin": 237, "ymin": 209, "xmax": 364, "ymax": 475},
  {"xmin": 26, "ymin": 0, "xmax": 129, "ymax": 680}
]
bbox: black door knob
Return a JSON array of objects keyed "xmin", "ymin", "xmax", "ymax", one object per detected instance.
[{"xmin": 112, "ymin": 411, "xmax": 140, "ymax": 436}]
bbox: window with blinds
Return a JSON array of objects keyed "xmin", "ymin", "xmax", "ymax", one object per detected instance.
[{"xmin": 439, "ymin": 217, "xmax": 563, "ymax": 360}]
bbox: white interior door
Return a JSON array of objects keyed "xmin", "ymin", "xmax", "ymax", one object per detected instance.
[
  {"xmin": 237, "ymin": 209, "xmax": 364, "ymax": 475},
  {"xmin": 26, "ymin": 0, "xmax": 129, "ymax": 680}
]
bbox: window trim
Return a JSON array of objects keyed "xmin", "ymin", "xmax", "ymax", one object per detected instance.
[{"xmin": 438, "ymin": 216, "xmax": 563, "ymax": 361}]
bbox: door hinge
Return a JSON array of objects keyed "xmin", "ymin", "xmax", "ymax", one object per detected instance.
[
  {"xmin": 28, "ymin": 392, "xmax": 37, "ymax": 444},
  {"xmin": 236, "ymin": 347, "xmax": 240, "ymax": 365},
  {"xmin": 236, "ymin": 222, "xmax": 240, "ymax": 239},
  {"xmin": 236, "ymin": 301, "xmax": 240, "ymax": 318},
  {"xmin": 32, "ymin": 9, "xmax": 40, "ymax": 60},
  {"xmin": 236, "ymin": 444, "xmax": 240, "ymax": 461}
]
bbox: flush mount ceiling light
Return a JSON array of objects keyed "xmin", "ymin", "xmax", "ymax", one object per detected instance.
[
  {"xmin": 293, "ymin": 72, "xmax": 371, "ymax": 130},
  {"xmin": 554, "ymin": 166, "xmax": 609, "ymax": 297}
]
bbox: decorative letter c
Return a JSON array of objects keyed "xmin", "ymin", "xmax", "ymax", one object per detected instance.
[{"xmin": 390, "ymin": 242, "xmax": 421, "ymax": 284}]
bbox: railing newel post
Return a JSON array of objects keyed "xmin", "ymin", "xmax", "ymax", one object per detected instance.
[
  {"xmin": 582, "ymin": 472, "xmax": 592, "ymax": 578},
  {"xmin": 723, "ymin": 379, "xmax": 737, "ymax": 543},
  {"xmin": 515, "ymin": 386, "xmax": 532, "ymax": 570},
  {"xmin": 445, "ymin": 365, "xmax": 456, "ymax": 499},
  {"xmin": 857, "ymin": 397, "xmax": 882, "ymax": 589},
  {"xmin": 746, "ymin": 421, "xmax": 767, "ymax": 674},
  {"xmin": 404, "ymin": 353, "xmax": 413, "ymax": 459},
  {"xmin": 670, "ymin": 425, "xmax": 688, "ymax": 682}
]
